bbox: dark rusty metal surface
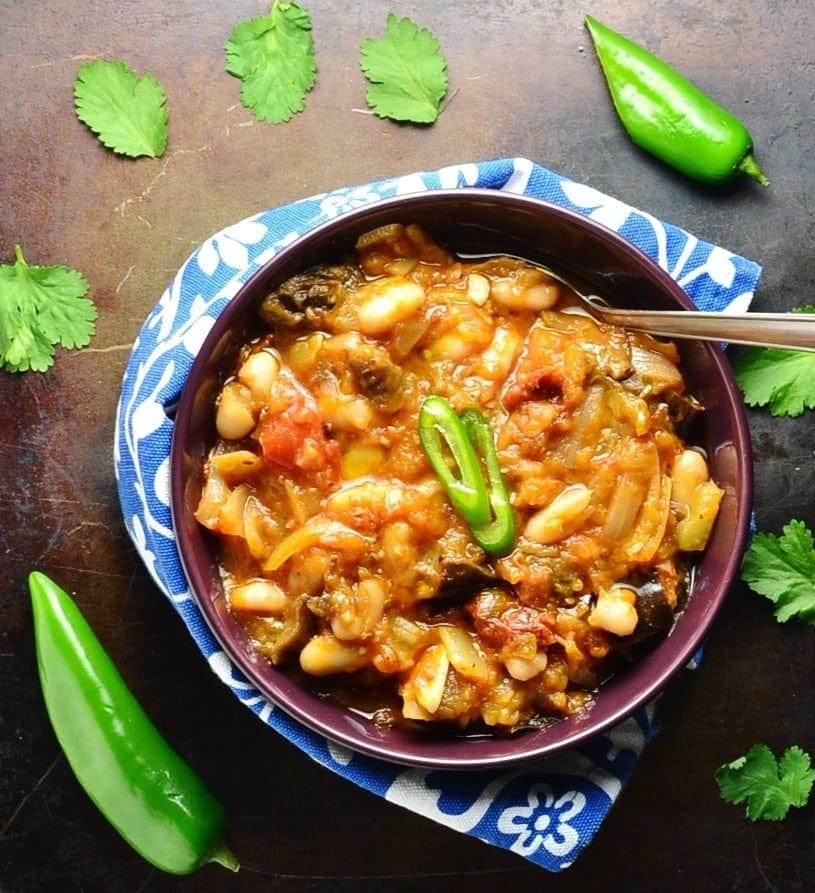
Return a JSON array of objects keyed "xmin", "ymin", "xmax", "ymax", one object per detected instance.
[{"xmin": 1, "ymin": 2, "xmax": 813, "ymax": 890}]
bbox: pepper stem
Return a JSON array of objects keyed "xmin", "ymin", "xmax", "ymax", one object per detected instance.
[
  {"xmin": 207, "ymin": 839, "xmax": 241, "ymax": 872},
  {"xmin": 738, "ymin": 152, "xmax": 769, "ymax": 187}
]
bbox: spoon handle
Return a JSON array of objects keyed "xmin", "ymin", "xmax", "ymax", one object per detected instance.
[{"xmin": 594, "ymin": 307, "xmax": 815, "ymax": 351}]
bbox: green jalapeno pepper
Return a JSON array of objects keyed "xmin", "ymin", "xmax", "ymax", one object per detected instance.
[
  {"xmin": 29, "ymin": 571, "xmax": 239, "ymax": 876},
  {"xmin": 418, "ymin": 396, "xmax": 515, "ymax": 556},
  {"xmin": 459, "ymin": 409, "xmax": 516, "ymax": 557},
  {"xmin": 418, "ymin": 395, "xmax": 491, "ymax": 528},
  {"xmin": 585, "ymin": 15, "xmax": 769, "ymax": 186}
]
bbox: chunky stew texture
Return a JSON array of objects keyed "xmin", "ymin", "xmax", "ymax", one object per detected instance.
[{"xmin": 195, "ymin": 223, "xmax": 723, "ymax": 732}]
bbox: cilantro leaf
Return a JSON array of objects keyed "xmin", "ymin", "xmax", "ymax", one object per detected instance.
[
  {"xmin": 741, "ymin": 520, "xmax": 815, "ymax": 624},
  {"xmin": 733, "ymin": 306, "xmax": 815, "ymax": 417},
  {"xmin": 360, "ymin": 14, "xmax": 448, "ymax": 124},
  {"xmin": 716, "ymin": 744, "xmax": 815, "ymax": 821},
  {"xmin": 74, "ymin": 59, "xmax": 168, "ymax": 158},
  {"xmin": 225, "ymin": 1, "xmax": 316, "ymax": 124},
  {"xmin": 0, "ymin": 246, "xmax": 96, "ymax": 373}
]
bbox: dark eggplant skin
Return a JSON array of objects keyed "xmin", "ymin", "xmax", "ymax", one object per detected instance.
[
  {"xmin": 259, "ymin": 264, "xmax": 362, "ymax": 329},
  {"xmin": 347, "ymin": 340, "xmax": 404, "ymax": 411},
  {"xmin": 434, "ymin": 561, "xmax": 504, "ymax": 604},
  {"xmin": 616, "ymin": 572, "xmax": 689, "ymax": 656}
]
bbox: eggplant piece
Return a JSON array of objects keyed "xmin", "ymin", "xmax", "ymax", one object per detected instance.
[
  {"xmin": 413, "ymin": 556, "xmax": 509, "ymax": 626},
  {"xmin": 665, "ymin": 391, "xmax": 703, "ymax": 436},
  {"xmin": 434, "ymin": 561, "xmax": 503, "ymax": 604},
  {"xmin": 633, "ymin": 580, "xmax": 675, "ymax": 641},
  {"xmin": 616, "ymin": 576, "xmax": 681, "ymax": 653},
  {"xmin": 259, "ymin": 264, "xmax": 362, "ymax": 330},
  {"xmin": 264, "ymin": 595, "xmax": 315, "ymax": 665},
  {"xmin": 347, "ymin": 340, "xmax": 404, "ymax": 411}
]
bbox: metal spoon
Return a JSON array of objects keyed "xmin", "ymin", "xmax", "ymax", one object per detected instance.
[
  {"xmin": 560, "ymin": 287, "xmax": 815, "ymax": 352},
  {"xmin": 471, "ymin": 255, "xmax": 815, "ymax": 351}
]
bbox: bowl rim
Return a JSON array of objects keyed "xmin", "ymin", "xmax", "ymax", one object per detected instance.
[{"xmin": 171, "ymin": 188, "xmax": 753, "ymax": 769}]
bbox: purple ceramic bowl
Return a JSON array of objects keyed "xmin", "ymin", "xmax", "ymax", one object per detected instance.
[{"xmin": 171, "ymin": 189, "xmax": 752, "ymax": 769}]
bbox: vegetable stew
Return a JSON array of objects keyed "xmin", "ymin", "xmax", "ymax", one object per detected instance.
[{"xmin": 194, "ymin": 223, "xmax": 722, "ymax": 732}]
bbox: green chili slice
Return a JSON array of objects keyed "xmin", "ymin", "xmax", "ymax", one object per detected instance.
[
  {"xmin": 585, "ymin": 15, "xmax": 769, "ymax": 186},
  {"xmin": 29, "ymin": 571, "xmax": 240, "ymax": 876},
  {"xmin": 418, "ymin": 395, "xmax": 491, "ymax": 529},
  {"xmin": 459, "ymin": 409, "xmax": 516, "ymax": 557},
  {"xmin": 418, "ymin": 396, "xmax": 515, "ymax": 556}
]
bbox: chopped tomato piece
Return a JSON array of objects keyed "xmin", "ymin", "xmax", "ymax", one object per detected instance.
[
  {"xmin": 503, "ymin": 325, "xmax": 589, "ymax": 410},
  {"xmin": 256, "ymin": 376, "xmax": 340, "ymax": 475},
  {"xmin": 467, "ymin": 589, "xmax": 556, "ymax": 649}
]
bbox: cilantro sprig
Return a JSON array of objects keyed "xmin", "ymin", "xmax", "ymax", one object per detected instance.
[
  {"xmin": 360, "ymin": 14, "xmax": 448, "ymax": 124},
  {"xmin": 0, "ymin": 246, "xmax": 96, "ymax": 373},
  {"xmin": 225, "ymin": 1, "xmax": 317, "ymax": 124},
  {"xmin": 74, "ymin": 59, "xmax": 168, "ymax": 158},
  {"xmin": 741, "ymin": 519, "xmax": 815, "ymax": 624},
  {"xmin": 733, "ymin": 306, "xmax": 815, "ymax": 417},
  {"xmin": 716, "ymin": 744, "xmax": 815, "ymax": 821}
]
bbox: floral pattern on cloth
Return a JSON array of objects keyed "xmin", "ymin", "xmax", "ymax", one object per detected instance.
[{"xmin": 114, "ymin": 157, "xmax": 761, "ymax": 872}]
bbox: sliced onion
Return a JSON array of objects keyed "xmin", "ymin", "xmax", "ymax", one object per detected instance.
[
  {"xmin": 603, "ymin": 472, "xmax": 647, "ymax": 541},
  {"xmin": 194, "ymin": 466, "xmax": 229, "ymax": 529},
  {"xmin": 402, "ymin": 644, "xmax": 450, "ymax": 715},
  {"xmin": 561, "ymin": 383, "xmax": 605, "ymax": 467},
  {"xmin": 620, "ymin": 471, "xmax": 671, "ymax": 563},
  {"xmin": 243, "ymin": 495, "xmax": 276, "ymax": 560},
  {"xmin": 392, "ymin": 314, "xmax": 432, "ymax": 357},
  {"xmin": 630, "ymin": 345, "xmax": 683, "ymax": 391},
  {"xmin": 438, "ymin": 625, "xmax": 491, "ymax": 683},
  {"xmin": 216, "ymin": 484, "xmax": 250, "ymax": 538},
  {"xmin": 263, "ymin": 516, "xmax": 373, "ymax": 572},
  {"xmin": 210, "ymin": 449, "xmax": 263, "ymax": 483}
]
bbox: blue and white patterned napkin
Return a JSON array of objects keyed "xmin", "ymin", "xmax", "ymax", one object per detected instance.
[{"xmin": 115, "ymin": 157, "xmax": 761, "ymax": 872}]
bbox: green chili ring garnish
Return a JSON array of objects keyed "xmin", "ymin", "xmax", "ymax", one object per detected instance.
[
  {"xmin": 418, "ymin": 395, "xmax": 491, "ymax": 529},
  {"xmin": 459, "ymin": 409, "xmax": 516, "ymax": 557},
  {"xmin": 418, "ymin": 396, "xmax": 515, "ymax": 556}
]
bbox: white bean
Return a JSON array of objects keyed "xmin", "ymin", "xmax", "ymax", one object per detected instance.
[
  {"xmin": 356, "ymin": 278, "xmax": 426, "ymax": 335},
  {"xmin": 426, "ymin": 333, "xmax": 480, "ymax": 361},
  {"xmin": 490, "ymin": 278, "xmax": 559, "ymax": 311},
  {"xmin": 357, "ymin": 578, "xmax": 387, "ymax": 632},
  {"xmin": 215, "ymin": 381, "xmax": 256, "ymax": 440},
  {"xmin": 330, "ymin": 577, "xmax": 387, "ymax": 640},
  {"xmin": 671, "ymin": 449, "xmax": 709, "ymax": 510},
  {"xmin": 524, "ymin": 484, "xmax": 593, "ymax": 544},
  {"xmin": 505, "ymin": 652, "xmax": 548, "ymax": 681},
  {"xmin": 317, "ymin": 393, "xmax": 374, "ymax": 432},
  {"xmin": 299, "ymin": 635, "xmax": 368, "ymax": 675},
  {"xmin": 476, "ymin": 325, "xmax": 523, "ymax": 381},
  {"xmin": 588, "ymin": 585, "xmax": 638, "ymax": 637},
  {"xmin": 521, "ymin": 283, "xmax": 560, "ymax": 311},
  {"xmin": 438, "ymin": 625, "xmax": 491, "ymax": 683},
  {"xmin": 237, "ymin": 350, "xmax": 280, "ymax": 401},
  {"xmin": 402, "ymin": 644, "xmax": 449, "ymax": 715},
  {"xmin": 229, "ymin": 579, "xmax": 287, "ymax": 614},
  {"xmin": 466, "ymin": 272, "xmax": 491, "ymax": 306}
]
